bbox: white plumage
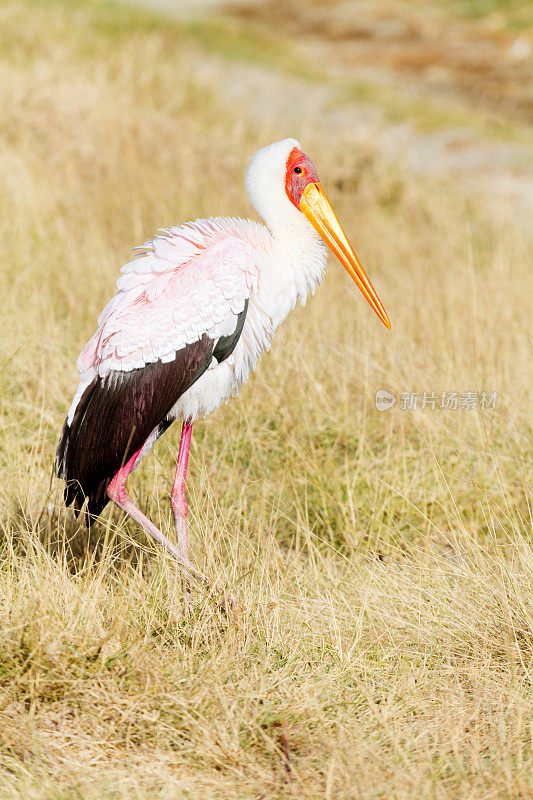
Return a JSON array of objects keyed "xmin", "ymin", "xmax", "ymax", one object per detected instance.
[
  {"xmin": 56, "ymin": 137, "xmax": 389, "ymax": 593},
  {"xmin": 69, "ymin": 138, "xmax": 327, "ymax": 431}
]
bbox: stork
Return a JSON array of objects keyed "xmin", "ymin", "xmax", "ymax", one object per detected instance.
[{"xmin": 56, "ymin": 138, "xmax": 390, "ymax": 593}]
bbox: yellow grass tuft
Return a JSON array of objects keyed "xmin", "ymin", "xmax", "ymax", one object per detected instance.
[{"xmin": 0, "ymin": 0, "xmax": 531, "ymax": 797}]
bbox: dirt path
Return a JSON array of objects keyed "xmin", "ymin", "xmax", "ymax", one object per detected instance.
[{"xmin": 125, "ymin": 0, "xmax": 533, "ymax": 225}]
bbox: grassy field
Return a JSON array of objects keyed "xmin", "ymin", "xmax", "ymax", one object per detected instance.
[{"xmin": 0, "ymin": 0, "xmax": 532, "ymax": 797}]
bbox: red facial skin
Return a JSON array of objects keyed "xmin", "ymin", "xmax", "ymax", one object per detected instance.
[{"xmin": 285, "ymin": 148, "xmax": 320, "ymax": 208}]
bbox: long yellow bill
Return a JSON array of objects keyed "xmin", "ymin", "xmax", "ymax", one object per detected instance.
[{"xmin": 299, "ymin": 182, "xmax": 391, "ymax": 330}]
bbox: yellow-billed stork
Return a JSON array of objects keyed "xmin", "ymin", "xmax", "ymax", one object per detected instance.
[{"xmin": 56, "ymin": 138, "xmax": 390, "ymax": 591}]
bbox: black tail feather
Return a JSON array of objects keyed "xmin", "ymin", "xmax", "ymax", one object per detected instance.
[
  {"xmin": 56, "ymin": 379, "xmax": 114, "ymax": 526},
  {"xmin": 55, "ymin": 338, "xmax": 215, "ymax": 527}
]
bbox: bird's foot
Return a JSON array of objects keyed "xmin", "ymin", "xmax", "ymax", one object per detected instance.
[
  {"xmin": 180, "ymin": 571, "xmax": 235, "ymax": 615},
  {"xmin": 207, "ymin": 584, "xmax": 235, "ymax": 614},
  {"xmin": 197, "ymin": 575, "xmax": 235, "ymax": 614}
]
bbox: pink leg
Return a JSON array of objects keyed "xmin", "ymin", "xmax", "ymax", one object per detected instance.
[
  {"xmin": 171, "ymin": 420, "xmax": 193, "ymax": 567},
  {"xmin": 107, "ymin": 445, "xmax": 202, "ymax": 582},
  {"xmin": 171, "ymin": 421, "xmax": 232, "ymax": 609}
]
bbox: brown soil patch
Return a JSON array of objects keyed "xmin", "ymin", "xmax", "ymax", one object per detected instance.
[{"xmin": 228, "ymin": 0, "xmax": 533, "ymax": 124}]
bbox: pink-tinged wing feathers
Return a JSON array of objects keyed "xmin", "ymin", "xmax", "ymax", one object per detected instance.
[{"xmin": 77, "ymin": 219, "xmax": 260, "ymax": 379}]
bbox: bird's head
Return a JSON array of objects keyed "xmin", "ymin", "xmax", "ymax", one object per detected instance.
[{"xmin": 245, "ymin": 138, "xmax": 390, "ymax": 329}]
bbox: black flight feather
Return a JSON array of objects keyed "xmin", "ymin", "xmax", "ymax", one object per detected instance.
[{"xmin": 56, "ymin": 301, "xmax": 248, "ymax": 525}]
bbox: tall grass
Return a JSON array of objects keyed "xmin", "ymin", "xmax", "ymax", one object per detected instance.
[{"xmin": 0, "ymin": 0, "xmax": 531, "ymax": 797}]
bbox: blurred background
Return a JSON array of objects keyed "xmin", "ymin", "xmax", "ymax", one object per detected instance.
[{"xmin": 125, "ymin": 0, "xmax": 533, "ymax": 221}]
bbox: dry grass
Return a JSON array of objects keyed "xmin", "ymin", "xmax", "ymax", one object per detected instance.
[{"xmin": 0, "ymin": 0, "xmax": 532, "ymax": 797}]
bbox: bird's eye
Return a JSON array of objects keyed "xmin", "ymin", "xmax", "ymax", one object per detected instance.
[{"xmin": 294, "ymin": 166, "xmax": 302, "ymax": 174}]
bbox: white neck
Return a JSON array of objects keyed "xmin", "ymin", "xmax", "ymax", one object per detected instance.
[
  {"xmin": 247, "ymin": 219, "xmax": 326, "ymax": 333},
  {"xmin": 244, "ymin": 138, "xmax": 328, "ymax": 325}
]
